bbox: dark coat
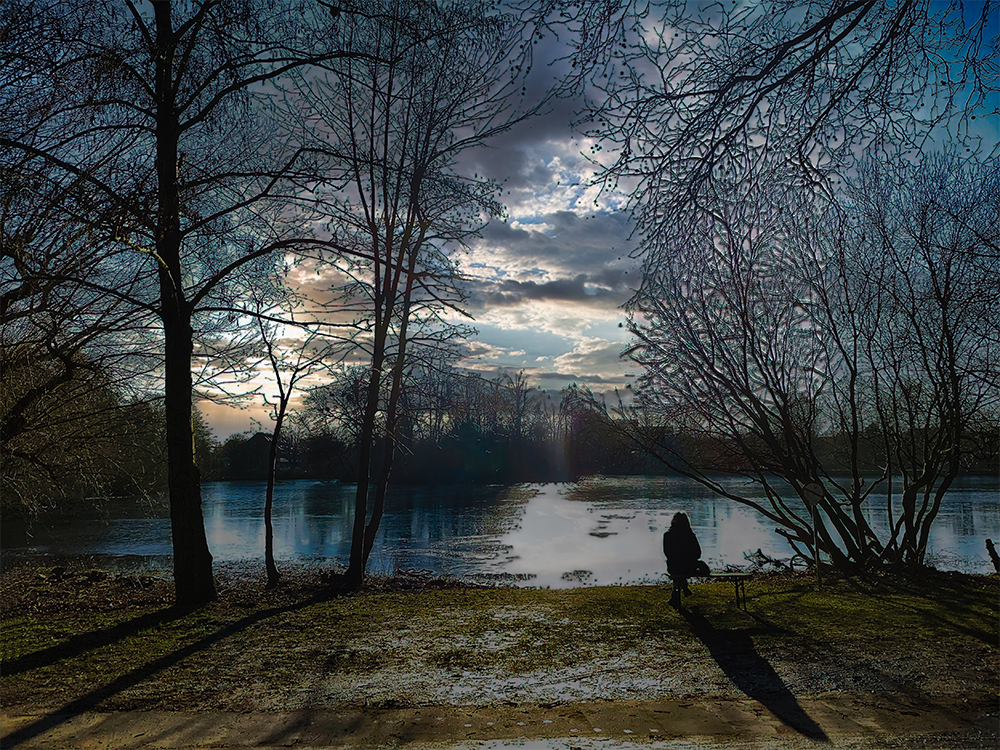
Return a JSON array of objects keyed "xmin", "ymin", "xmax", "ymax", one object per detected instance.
[{"xmin": 663, "ymin": 523, "xmax": 705, "ymax": 579}]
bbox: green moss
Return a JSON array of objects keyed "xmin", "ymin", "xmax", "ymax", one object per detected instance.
[
  {"xmin": 1, "ymin": 617, "xmax": 49, "ymax": 661},
  {"xmin": 429, "ymin": 646, "xmax": 501, "ymax": 671}
]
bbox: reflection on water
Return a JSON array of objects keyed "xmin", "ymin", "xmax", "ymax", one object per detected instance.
[
  {"xmin": 500, "ymin": 476, "xmax": 1000, "ymax": 587},
  {"xmin": 4, "ymin": 476, "xmax": 997, "ymax": 585}
]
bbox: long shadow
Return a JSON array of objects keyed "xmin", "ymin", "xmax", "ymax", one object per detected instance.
[
  {"xmin": 3, "ymin": 607, "xmax": 187, "ymax": 676},
  {"xmin": 1, "ymin": 589, "xmax": 337, "ymax": 749},
  {"xmin": 845, "ymin": 572, "xmax": 998, "ymax": 646},
  {"xmin": 680, "ymin": 608, "xmax": 829, "ymax": 742}
]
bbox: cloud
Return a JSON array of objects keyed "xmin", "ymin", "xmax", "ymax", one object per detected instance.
[
  {"xmin": 474, "ymin": 272, "xmax": 624, "ymax": 307},
  {"xmin": 455, "ymin": 325, "xmax": 631, "ymax": 395},
  {"xmin": 552, "ymin": 336, "xmax": 627, "ymax": 374},
  {"xmin": 466, "ymin": 301, "xmax": 602, "ymax": 340},
  {"xmin": 457, "ymin": 337, "xmax": 554, "ymax": 368},
  {"xmin": 479, "ymin": 210, "xmax": 633, "ymax": 265},
  {"xmin": 459, "ymin": 207, "xmax": 637, "ymax": 354},
  {"xmin": 195, "ymin": 32, "xmax": 644, "ymax": 437},
  {"xmin": 464, "ymin": 211, "xmax": 637, "ymax": 321},
  {"xmin": 534, "ymin": 371, "xmax": 619, "ymax": 385}
]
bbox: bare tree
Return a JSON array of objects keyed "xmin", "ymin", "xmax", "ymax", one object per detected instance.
[
  {"xmin": 1, "ymin": 0, "xmax": 368, "ymax": 603},
  {"xmin": 555, "ymin": 0, "xmax": 998, "ymax": 234},
  {"xmin": 608, "ymin": 153, "xmax": 998, "ymax": 570},
  {"xmin": 250, "ymin": 287, "xmax": 344, "ymax": 588},
  {"xmin": 300, "ymin": 365, "xmax": 373, "ymax": 448},
  {"xmin": 847, "ymin": 153, "xmax": 1000, "ymax": 566},
  {"xmin": 285, "ymin": 0, "xmax": 549, "ymax": 587},
  {"xmin": 537, "ymin": 0, "xmax": 998, "ymax": 570},
  {"xmin": 618, "ymin": 172, "xmax": 857, "ymax": 565},
  {"xmin": 2, "ymin": 121, "xmax": 163, "ymax": 511}
]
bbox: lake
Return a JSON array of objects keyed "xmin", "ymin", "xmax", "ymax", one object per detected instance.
[{"xmin": 3, "ymin": 476, "xmax": 998, "ymax": 586}]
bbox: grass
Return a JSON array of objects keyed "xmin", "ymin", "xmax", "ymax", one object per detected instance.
[{"xmin": 1, "ymin": 565, "xmax": 997, "ymax": 712}]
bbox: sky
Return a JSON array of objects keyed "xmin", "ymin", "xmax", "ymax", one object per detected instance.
[
  {"xmin": 446, "ymin": 0, "xmax": 999, "ymax": 404},
  {"xmin": 201, "ymin": 35, "xmax": 639, "ymax": 439},
  {"xmin": 452, "ymin": 109, "xmax": 638, "ymax": 391},
  {"xmin": 198, "ymin": 0, "xmax": 999, "ymax": 440}
]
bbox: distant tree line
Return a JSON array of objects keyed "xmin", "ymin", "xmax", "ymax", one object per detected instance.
[
  {"xmin": 0, "ymin": 353, "xmax": 670, "ymax": 508},
  {"xmin": 7, "ymin": 346, "xmax": 990, "ymax": 517},
  {"xmin": 214, "ymin": 353, "xmax": 997, "ymax": 489},
  {"xmin": 205, "ymin": 370, "xmax": 663, "ymax": 483}
]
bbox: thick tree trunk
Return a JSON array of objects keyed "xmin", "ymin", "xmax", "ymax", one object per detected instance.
[
  {"xmin": 155, "ymin": 1, "xmax": 215, "ymax": 605},
  {"xmin": 163, "ymin": 312, "xmax": 216, "ymax": 605}
]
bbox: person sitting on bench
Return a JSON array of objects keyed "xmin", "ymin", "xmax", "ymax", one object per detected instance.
[{"xmin": 663, "ymin": 512, "xmax": 711, "ymax": 608}]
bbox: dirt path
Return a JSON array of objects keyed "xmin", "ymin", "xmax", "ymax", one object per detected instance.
[{"xmin": 3, "ymin": 693, "xmax": 998, "ymax": 749}]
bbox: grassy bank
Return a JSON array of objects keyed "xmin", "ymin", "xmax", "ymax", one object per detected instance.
[{"xmin": 2, "ymin": 564, "xmax": 997, "ymax": 713}]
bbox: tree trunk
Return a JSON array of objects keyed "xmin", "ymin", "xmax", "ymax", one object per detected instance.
[
  {"xmin": 155, "ymin": 0, "xmax": 215, "ymax": 605},
  {"xmin": 361, "ymin": 256, "xmax": 417, "ymax": 569},
  {"xmin": 162, "ymin": 312, "xmax": 216, "ymax": 605},
  {"xmin": 344, "ymin": 330, "xmax": 387, "ymax": 589},
  {"xmin": 264, "ymin": 409, "xmax": 284, "ymax": 589}
]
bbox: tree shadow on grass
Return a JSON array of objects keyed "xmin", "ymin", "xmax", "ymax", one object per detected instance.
[
  {"xmin": 3, "ymin": 607, "xmax": 188, "ymax": 676},
  {"xmin": 680, "ymin": 607, "xmax": 829, "ymax": 742},
  {"xmin": 0, "ymin": 590, "xmax": 337, "ymax": 749},
  {"xmin": 843, "ymin": 570, "xmax": 998, "ymax": 645}
]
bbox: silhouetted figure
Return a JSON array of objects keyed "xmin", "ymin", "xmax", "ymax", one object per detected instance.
[
  {"xmin": 987, "ymin": 538, "xmax": 1000, "ymax": 573},
  {"xmin": 663, "ymin": 512, "xmax": 710, "ymax": 608}
]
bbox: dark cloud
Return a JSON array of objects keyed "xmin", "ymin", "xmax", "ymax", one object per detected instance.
[
  {"xmin": 480, "ymin": 220, "xmax": 566, "ymax": 260},
  {"xmin": 535, "ymin": 371, "xmax": 619, "ymax": 384},
  {"xmin": 458, "ymin": 29, "xmax": 585, "ymax": 187},
  {"xmin": 469, "ymin": 214, "xmax": 636, "ymax": 314},
  {"xmin": 465, "ymin": 208, "xmax": 637, "ymax": 312},
  {"xmin": 472, "ymin": 272, "xmax": 626, "ymax": 308},
  {"xmin": 468, "ymin": 141, "xmax": 558, "ymax": 191},
  {"xmin": 590, "ymin": 266, "xmax": 630, "ymax": 289},
  {"xmin": 481, "ymin": 210, "xmax": 635, "ymax": 268},
  {"xmin": 466, "ymin": 145, "xmax": 535, "ymax": 190},
  {"xmin": 464, "ymin": 93, "xmax": 586, "ymax": 186}
]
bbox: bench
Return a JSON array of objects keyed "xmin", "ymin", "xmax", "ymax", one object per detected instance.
[{"xmin": 709, "ymin": 572, "xmax": 751, "ymax": 610}]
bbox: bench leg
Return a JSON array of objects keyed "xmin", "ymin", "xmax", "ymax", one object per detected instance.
[{"xmin": 734, "ymin": 579, "xmax": 747, "ymax": 610}]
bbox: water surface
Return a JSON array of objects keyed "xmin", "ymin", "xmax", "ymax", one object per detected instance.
[{"xmin": 4, "ymin": 476, "xmax": 997, "ymax": 585}]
